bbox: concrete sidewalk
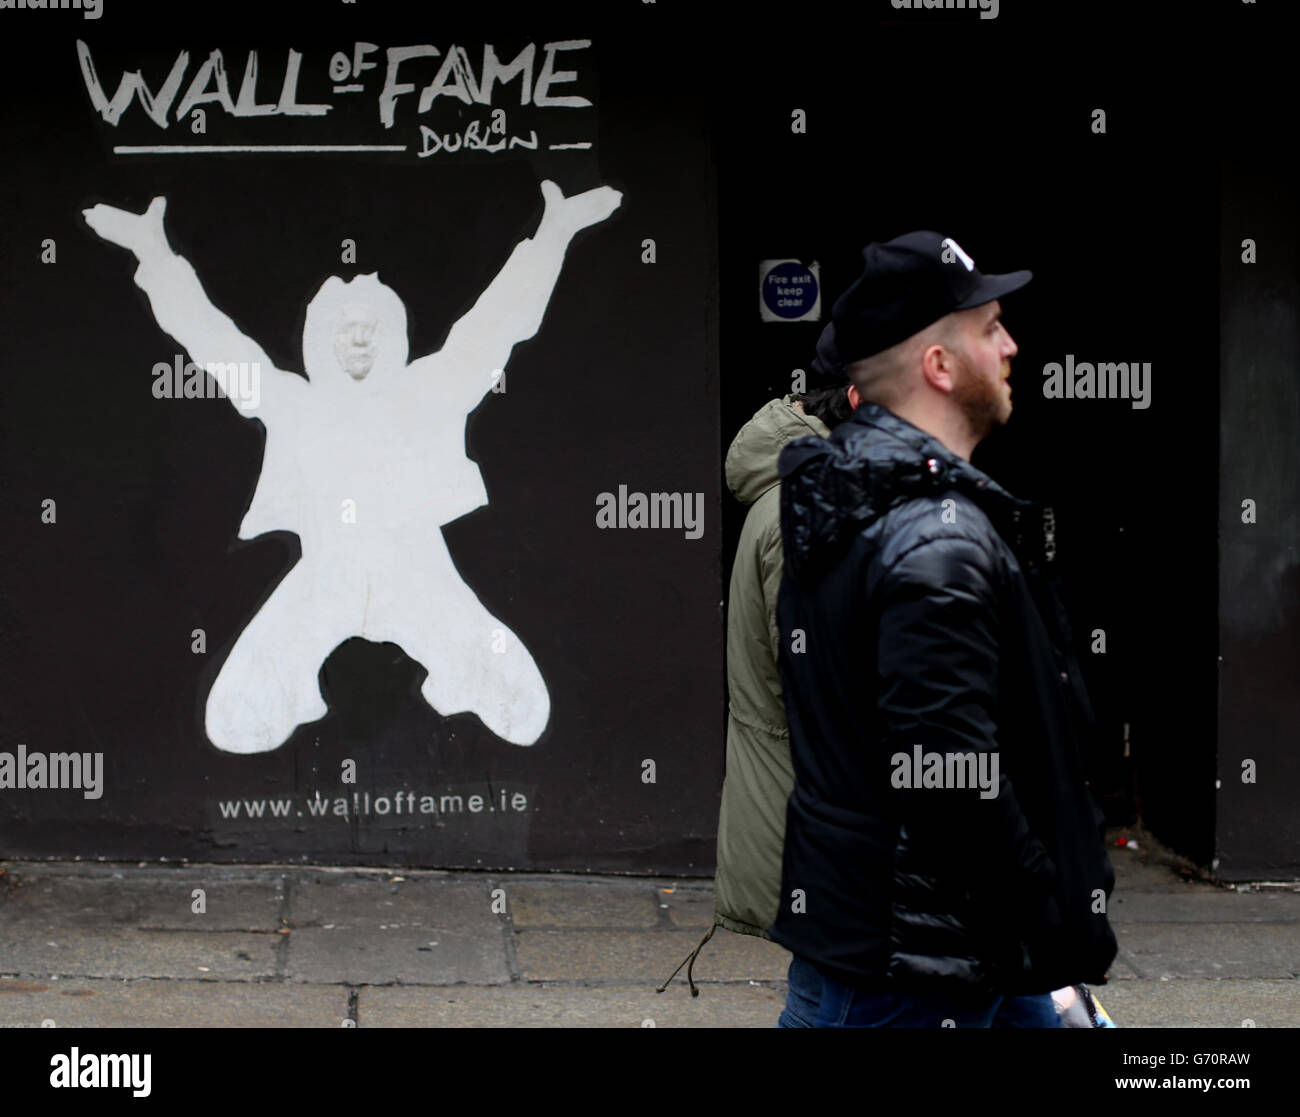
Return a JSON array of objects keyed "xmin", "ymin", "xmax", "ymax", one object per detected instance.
[{"xmin": 1, "ymin": 828, "xmax": 1297, "ymax": 1027}]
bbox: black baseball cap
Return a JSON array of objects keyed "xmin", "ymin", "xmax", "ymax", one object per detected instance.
[{"xmin": 832, "ymin": 230, "xmax": 1032, "ymax": 365}]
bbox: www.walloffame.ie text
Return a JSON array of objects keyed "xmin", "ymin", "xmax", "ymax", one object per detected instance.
[{"xmin": 216, "ymin": 787, "xmax": 531, "ymax": 820}]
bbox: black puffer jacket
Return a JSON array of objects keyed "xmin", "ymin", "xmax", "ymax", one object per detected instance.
[{"xmin": 768, "ymin": 401, "xmax": 1116, "ymax": 995}]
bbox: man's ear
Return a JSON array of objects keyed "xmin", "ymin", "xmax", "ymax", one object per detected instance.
[{"xmin": 846, "ymin": 383, "xmax": 863, "ymax": 410}]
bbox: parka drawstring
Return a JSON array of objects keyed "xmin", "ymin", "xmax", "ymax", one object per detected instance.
[{"xmin": 655, "ymin": 923, "xmax": 717, "ymax": 996}]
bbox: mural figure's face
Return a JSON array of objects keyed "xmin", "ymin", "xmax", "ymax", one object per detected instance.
[{"xmin": 333, "ymin": 305, "xmax": 379, "ymax": 380}]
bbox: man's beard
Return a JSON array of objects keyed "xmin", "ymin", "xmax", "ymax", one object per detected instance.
[{"xmin": 952, "ymin": 355, "xmax": 1008, "ymax": 440}]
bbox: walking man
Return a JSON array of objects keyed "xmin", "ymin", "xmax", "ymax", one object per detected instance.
[{"xmin": 770, "ymin": 231, "xmax": 1117, "ymax": 1027}]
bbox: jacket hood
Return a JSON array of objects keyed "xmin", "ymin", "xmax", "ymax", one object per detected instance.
[
  {"xmin": 778, "ymin": 402, "xmax": 1048, "ymax": 584},
  {"xmin": 726, "ymin": 395, "xmax": 831, "ymax": 506}
]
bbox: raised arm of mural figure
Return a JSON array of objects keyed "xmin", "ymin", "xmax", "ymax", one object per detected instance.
[
  {"xmin": 82, "ymin": 195, "xmax": 298, "ymax": 417},
  {"xmin": 418, "ymin": 178, "xmax": 622, "ymax": 408}
]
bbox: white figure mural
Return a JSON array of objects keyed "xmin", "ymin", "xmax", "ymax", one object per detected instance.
[{"xmin": 83, "ymin": 180, "xmax": 622, "ymax": 753}]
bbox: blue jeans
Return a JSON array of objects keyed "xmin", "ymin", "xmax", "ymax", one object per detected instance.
[
  {"xmin": 813, "ymin": 968, "xmax": 1061, "ymax": 1028},
  {"xmin": 775, "ymin": 955, "xmax": 824, "ymax": 1027},
  {"xmin": 778, "ymin": 955, "xmax": 1061, "ymax": 1028}
]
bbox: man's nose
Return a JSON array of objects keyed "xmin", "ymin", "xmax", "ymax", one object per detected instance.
[{"xmin": 1003, "ymin": 329, "xmax": 1018, "ymax": 359}]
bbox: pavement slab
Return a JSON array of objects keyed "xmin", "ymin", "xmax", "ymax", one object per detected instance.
[
  {"xmin": 1108, "ymin": 888, "xmax": 1300, "ymax": 923},
  {"xmin": 513, "ymin": 927, "xmax": 790, "ymax": 982},
  {"xmin": 1114, "ymin": 923, "xmax": 1300, "ymax": 980},
  {"xmin": 1091, "ymin": 980, "xmax": 1300, "ymax": 1028},
  {"xmin": 0, "ymin": 872, "xmax": 285, "ymax": 933},
  {"xmin": 0, "ymin": 977, "xmax": 348, "ymax": 1028},
  {"xmin": 0, "ymin": 928, "xmax": 279, "ymax": 981},
  {"xmin": 504, "ymin": 880, "xmax": 663, "ymax": 929},
  {"xmin": 284, "ymin": 877, "xmax": 508, "ymax": 984},
  {"xmin": 357, "ymin": 981, "xmax": 786, "ymax": 1027},
  {"xmin": 284, "ymin": 926, "xmax": 510, "ymax": 985},
  {"xmin": 660, "ymin": 887, "xmax": 717, "ymax": 929}
]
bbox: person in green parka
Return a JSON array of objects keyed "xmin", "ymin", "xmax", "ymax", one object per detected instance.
[{"xmin": 658, "ymin": 325, "xmax": 856, "ymax": 1025}]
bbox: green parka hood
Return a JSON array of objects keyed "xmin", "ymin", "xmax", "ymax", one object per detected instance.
[{"xmin": 725, "ymin": 395, "xmax": 830, "ymax": 506}]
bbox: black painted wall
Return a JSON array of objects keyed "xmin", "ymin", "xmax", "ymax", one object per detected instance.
[
  {"xmin": 0, "ymin": 2, "xmax": 722, "ymax": 872},
  {"xmin": 1, "ymin": 2, "xmax": 1293, "ymax": 877},
  {"xmin": 713, "ymin": 5, "xmax": 1234, "ymax": 870},
  {"xmin": 1217, "ymin": 155, "xmax": 1300, "ymax": 880}
]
